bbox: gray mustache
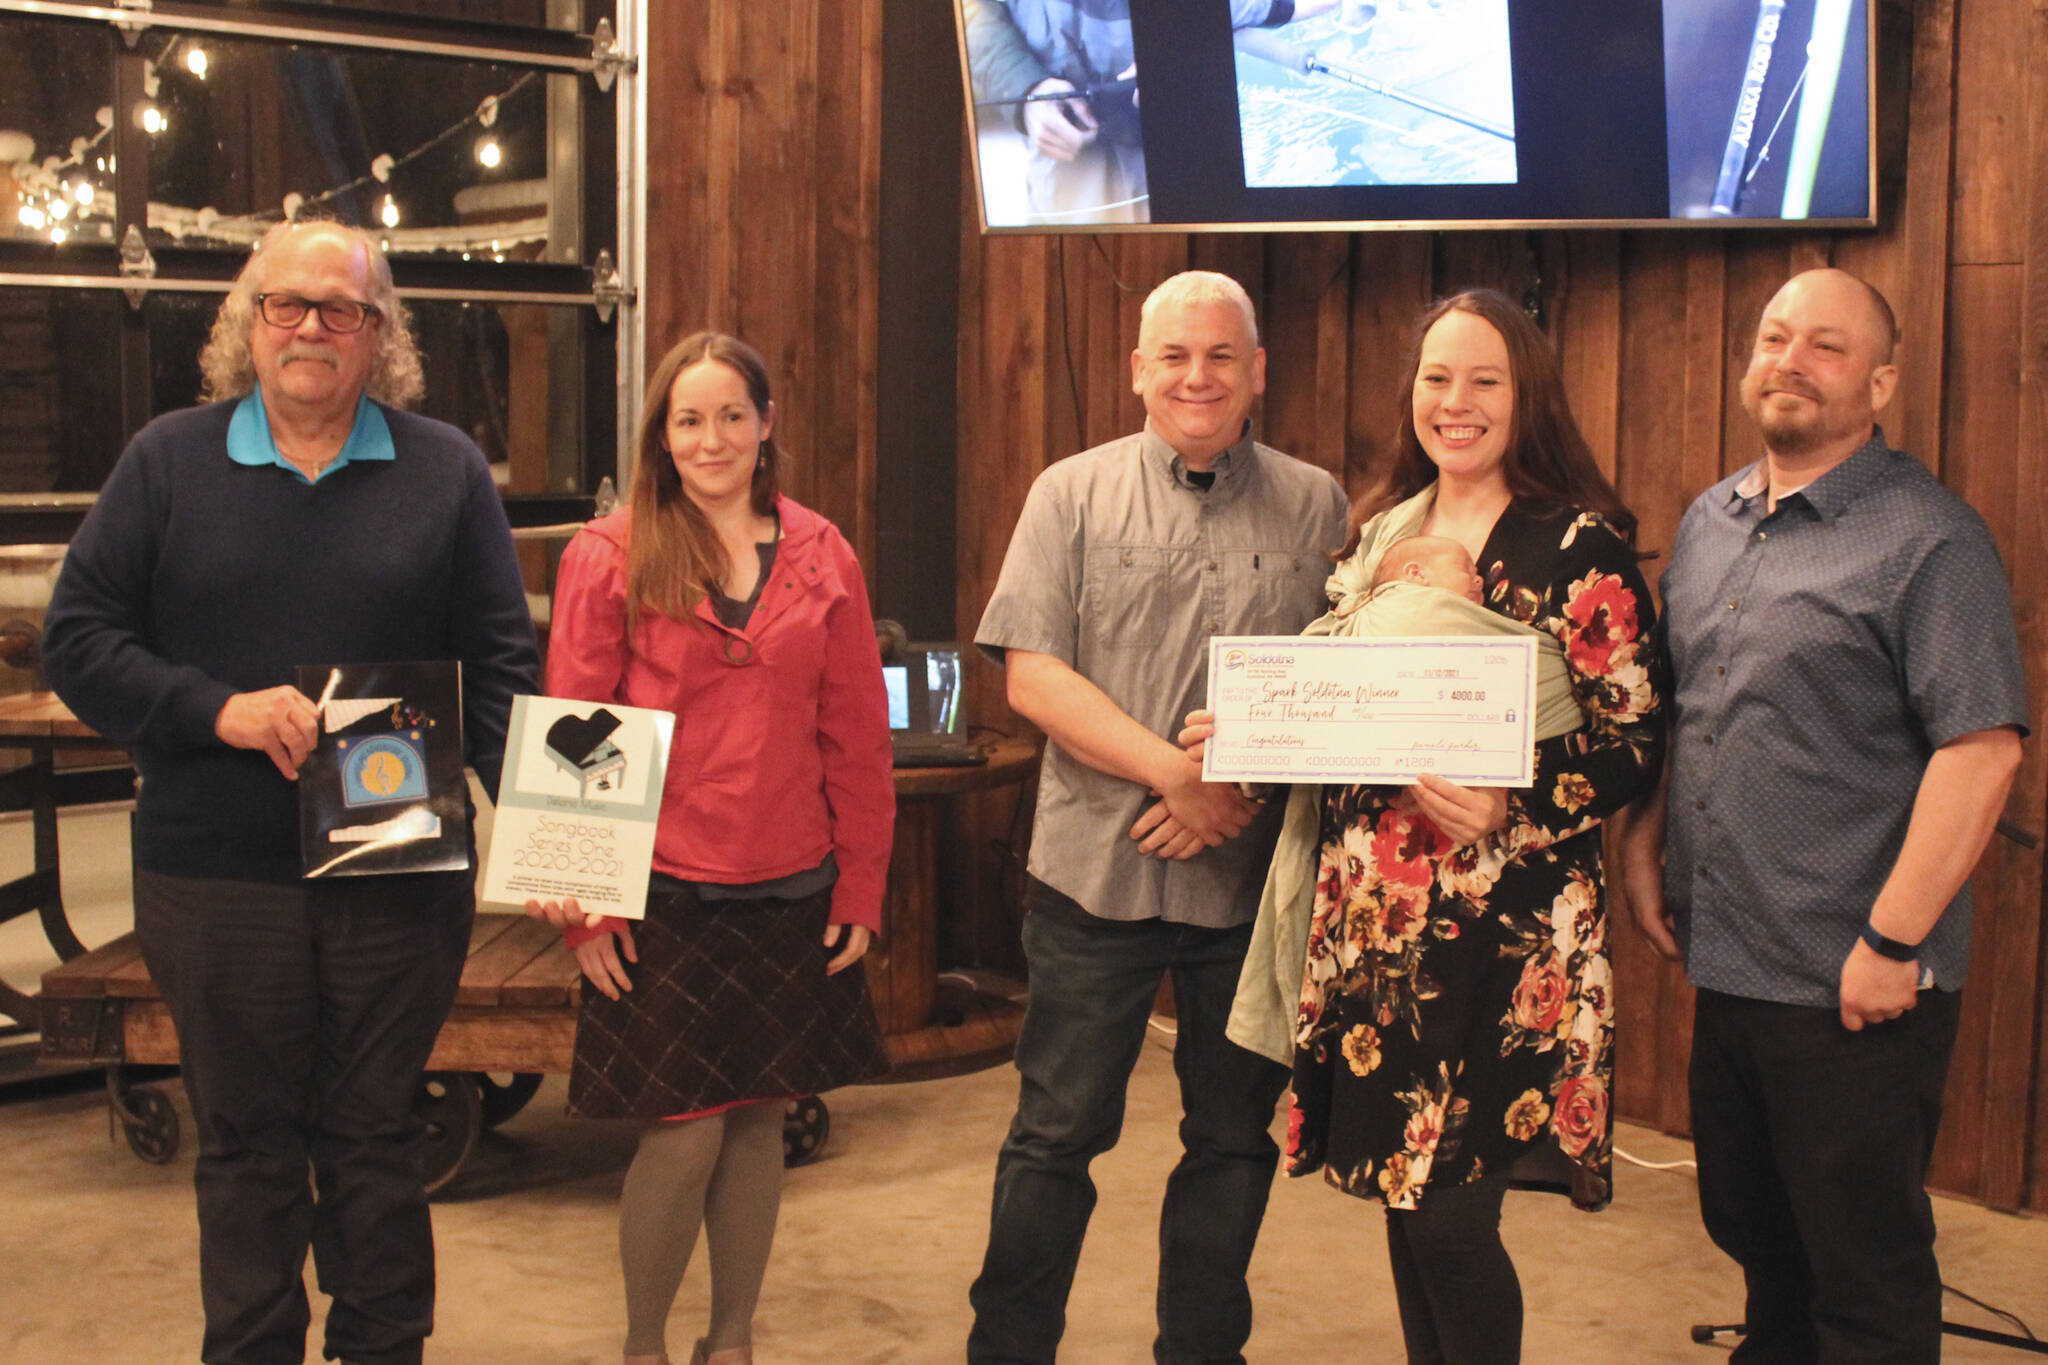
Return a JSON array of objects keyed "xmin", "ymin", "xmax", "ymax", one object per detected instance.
[{"xmin": 279, "ymin": 346, "xmax": 339, "ymax": 367}]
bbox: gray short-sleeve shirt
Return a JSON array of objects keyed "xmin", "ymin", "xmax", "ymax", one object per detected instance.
[
  {"xmin": 976, "ymin": 427, "xmax": 1349, "ymax": 927},
  {"xmin": 1660, "ymin": 430, "xmax": 2029, "ymax": 1005}
]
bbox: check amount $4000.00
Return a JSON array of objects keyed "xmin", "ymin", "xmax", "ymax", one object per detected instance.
[{"xmin": 1202, "ymin": 636, "xmax": 1538, "ymax": 787}]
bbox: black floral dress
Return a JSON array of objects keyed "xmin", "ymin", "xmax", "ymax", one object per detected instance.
[{"xmin": 1286, "ymin": 502, "xmax": 1664, "ymax": 1211}]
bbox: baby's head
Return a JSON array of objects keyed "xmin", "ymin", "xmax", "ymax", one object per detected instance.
[{"xmin": 1372, "ymin": 535, "xmax": 1484, "ymax": 603}]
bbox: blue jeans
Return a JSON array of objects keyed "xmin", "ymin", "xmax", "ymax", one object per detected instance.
[{"xmin": 968, "ymin": 881, "xmax": 1289, "ymax": 1365}]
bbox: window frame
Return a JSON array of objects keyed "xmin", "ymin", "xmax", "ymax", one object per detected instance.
[{"xmin": 0, "ymin": 0, "xmax": 647, "ymax": 531}]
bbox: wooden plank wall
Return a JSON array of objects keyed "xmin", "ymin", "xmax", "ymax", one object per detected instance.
[
  {"xmin": 950, "ymin": 0, "xmax": 2048, "ymax": 1210},
  {"xmin": 641, "ymin": 0, "xmax": 884, "ymax": 567},
  {"xmin": 640, "ymin": 0, "xmax": 2043, "ymax": 1207}
]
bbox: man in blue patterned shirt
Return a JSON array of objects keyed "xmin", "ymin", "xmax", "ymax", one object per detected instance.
[{"xmin": 1619, "ymin": 267, "xmax": 2027, "ymax": 1363}]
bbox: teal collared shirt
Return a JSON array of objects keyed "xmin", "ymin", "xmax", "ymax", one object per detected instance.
[{"xmin": 227, "ymin": 391, "xmax": 395, "ymax": 482}]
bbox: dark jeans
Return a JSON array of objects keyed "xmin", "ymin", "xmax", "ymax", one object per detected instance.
[
  {"xmin": 1689, "ymin": 986, "xmax": 1962, "ymax": 1365},
  {"xmin": 134, "ymin": 868, "xmax": 475, "ymax": 1365},
  {"xmin": 967, "ymin": 882, "xmax": 1290, "ymax": 1365},
  {"xmin": 1384, "ymin": 1174, "xmax": 1521, "ymax": 1364}
]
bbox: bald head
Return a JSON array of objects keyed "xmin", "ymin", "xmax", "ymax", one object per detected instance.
[
  {"xmin": 1768, "ymin": 268, "xmax": 1898, "ymax": 364},
  {"xmin": 1740, "ymin": 268, "xmax": 1900, "ymax": 467}
]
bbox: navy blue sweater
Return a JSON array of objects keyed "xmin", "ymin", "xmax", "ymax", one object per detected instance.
[{"xmin": 43, "ymin": 400, "xmax": 540, "ymax": 884}]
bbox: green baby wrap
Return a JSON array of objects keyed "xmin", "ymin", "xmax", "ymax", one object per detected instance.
[{"xmin": 1224, "ymin": 486, "xmax": 1587, "ymax": 1065}]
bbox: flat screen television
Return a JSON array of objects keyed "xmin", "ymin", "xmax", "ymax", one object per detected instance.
[{"xmin": 955, "ymin": 0, "xmax": 1874, "ymax": 232}]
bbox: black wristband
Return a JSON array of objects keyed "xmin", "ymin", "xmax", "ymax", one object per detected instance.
[
  {"xmin": 1264, "ymin": 0, "xmax": 1296, "ymax": 25},
  {"xmin": 1858, "ymin": 921, "xmax": 1920, "ymax": 962}
]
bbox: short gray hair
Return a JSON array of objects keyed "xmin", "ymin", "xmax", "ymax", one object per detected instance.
[
  {"xmin": 197, "ymin": 218, "xmax": 425, "ymax": 409},
  {"xmin": 1138, "ymin": 270, "xmax": 1259, "ymax": 350}
]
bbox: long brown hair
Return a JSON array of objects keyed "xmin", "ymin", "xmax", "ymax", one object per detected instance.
[
  {"xmin": 1345, "ymin": 289, "xmax": 1638, "ymax": 555},
  {"xmin": 624, "ymin": 332, "xmax": 783, "ymax": 623}
]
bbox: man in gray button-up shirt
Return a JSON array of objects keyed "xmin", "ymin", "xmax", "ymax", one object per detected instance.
[
  {"xmin": 1620, "ymin": 268, "xmax": 2027, "ymax": 1363},
  {"xmin": 967, "ymin": 271, "xmax": 1346, "ymax": 1364}
]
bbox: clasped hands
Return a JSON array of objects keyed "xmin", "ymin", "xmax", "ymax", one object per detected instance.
[
  {"xmin": 1129, "ymin": 709, "xmax": 1511, "ymax": 860},
  {"xmin": 524, "ymin": 895, "xmax": 871, "ymax": 1001}
]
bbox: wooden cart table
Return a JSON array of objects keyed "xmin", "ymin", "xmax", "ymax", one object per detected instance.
[
  {"xmin": 0, "ymin": 691, "xmax": 114, "ymax": 1028},
  {"xmin": 866, "ymin": 735, "xmax": 1039, "ymax": 1079},
  {"xmin": 27, "ymin": 698, "xmax": 1041, "ymax": 1191},
  {"xmin": 41, "ymin": 910, "xmax": 615, "ymax": 1186}
]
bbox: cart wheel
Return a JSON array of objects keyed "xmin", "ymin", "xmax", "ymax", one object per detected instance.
[
  {"xmin": 783, "ymin": 1095, "xmax": 829, "ymax": 1167},
  {"xmin": 122, "ymin": 1086, "xmax": 180, "ymax": 1164},
  {"xmin": 417, "ymin": 1072, "xmax": 482, "ymax": 1197},
  {"xmin": 475, "ymin": 1072, "xmax": 543, "ymax": 1129}
]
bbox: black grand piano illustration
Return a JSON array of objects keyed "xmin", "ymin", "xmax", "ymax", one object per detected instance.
[{"xmin": 545, "ymin": 707, "xmax": 628, "ymax": 797}]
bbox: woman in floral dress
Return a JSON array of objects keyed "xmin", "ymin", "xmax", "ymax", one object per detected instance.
[{"xmin": 1291, "ymin": 291, "xmax": 1665, "ymax": 1362}]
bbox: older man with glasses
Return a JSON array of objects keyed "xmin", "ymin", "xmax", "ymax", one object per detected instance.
[{"xmin": 42, "ymin": 217, "xmax": 538, "ymax": 1365}]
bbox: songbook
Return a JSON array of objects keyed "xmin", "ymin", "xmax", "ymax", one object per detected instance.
[
  {"xmin": 479, "ymin": 695, "xmax": 674, "ymax": 921},
  {"xmin": 297, "ymin": 661, "xmax": 469, "ymax": 877}
]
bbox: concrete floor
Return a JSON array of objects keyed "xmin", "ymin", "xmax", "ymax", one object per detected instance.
[{"xmin": 3, "ymin": 808, "xmax": 2047, "ymax": 1363}]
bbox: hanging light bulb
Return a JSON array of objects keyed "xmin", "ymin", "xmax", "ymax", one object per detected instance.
[
  {"xmin": 139, "ymin": 104, "xmax": 167, "ymax": 135},
  {"xmin": 475, "ymin": 136, "xmax": 502, "ymax": 169},
  {"xmin": 72, "ymin": 181, "xmax": 94, "ymax": 206},
  {"xmin": 379, "ymin": 194, "xmax": 400, "ymax": 229},
  {"xmin": 18, "ymin": 205, "xmax": 47, "ymax": 229},
  {"xmin": 185, "ymin": 47, "xmax": 209, "ymax": 79},
  {"xmin": 49, "ymin": 197, "xmax": 70, "ymax": 220},
  {"xmin": 49, "ymin": 225, "xmax": 67, "ymax": 245}
]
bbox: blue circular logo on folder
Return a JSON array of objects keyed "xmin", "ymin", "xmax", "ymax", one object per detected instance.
[{"xmin": 339, "ymin": 732, "xmax": 429, "ymax": 807}]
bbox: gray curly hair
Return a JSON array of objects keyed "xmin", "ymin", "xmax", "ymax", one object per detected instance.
[{"xmin": 198, "ymin": 218, "xmax": 425, "ymax": 408}]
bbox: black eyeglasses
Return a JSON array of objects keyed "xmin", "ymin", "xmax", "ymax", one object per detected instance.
[{"xmin": 255, "ymin": 292, "xmax": 382, "ymax": 334}]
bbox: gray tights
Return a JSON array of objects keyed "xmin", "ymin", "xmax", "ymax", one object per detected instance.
[{"xmin": 620, "ymin": 1100, "xmax": 784, "ymax": 1357}]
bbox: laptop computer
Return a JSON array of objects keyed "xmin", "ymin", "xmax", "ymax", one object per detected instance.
[{"xmin": 884, "ymin": 645, "xmax": 985, "ymax": 768}]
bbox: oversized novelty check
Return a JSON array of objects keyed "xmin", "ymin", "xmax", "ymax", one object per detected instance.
[{"xmin": 1202, "ymin": 636, "xmax": 1539, "ymax": 786}]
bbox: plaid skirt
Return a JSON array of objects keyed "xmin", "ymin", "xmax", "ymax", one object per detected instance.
[{"xmin": 568, "ymin": 875, "xmax": 890, "ymax": 1119}]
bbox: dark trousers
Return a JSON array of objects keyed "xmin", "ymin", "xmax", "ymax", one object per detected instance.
[
  {"xmin": 967, "ymin": 883, "xmax": 1290, "ymax": 1365},
  {"xmin": 134, "ymin": 868, "xmax": 475, "ymax": 1365},
  {"xmin": 1384, "ymin": 1174, "xmax": 1521, "ymax": 1364},
  {"xmin": 1689, "ymin": 986, "xmax": 1962, "ymax": 1365}
]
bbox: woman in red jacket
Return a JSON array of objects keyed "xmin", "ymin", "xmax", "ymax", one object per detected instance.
[{"xmin": 530, "ymin": 331, "xmax": 894, "ymax": 1365}]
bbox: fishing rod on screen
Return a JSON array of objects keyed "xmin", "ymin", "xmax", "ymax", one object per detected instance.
[
  {"xmin": 1231, "ymin": 26, "xmax": 1514, "ymax": 143},
  {"xmin": 1709, "ymin": 0, "xmax": 1786, "ymax": 215},
  {"xmin": 1708, "ymin": 0, "xmax": 1855, "ymax": 218},
  {"xmin": 1776, "ymin": 0, "xmax": 1853, "ymax": 218}
]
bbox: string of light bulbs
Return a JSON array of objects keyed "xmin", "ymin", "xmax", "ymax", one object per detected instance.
[{"xmin": 7, "ymin": 34, "xmax": 546, "ymax": 255}]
